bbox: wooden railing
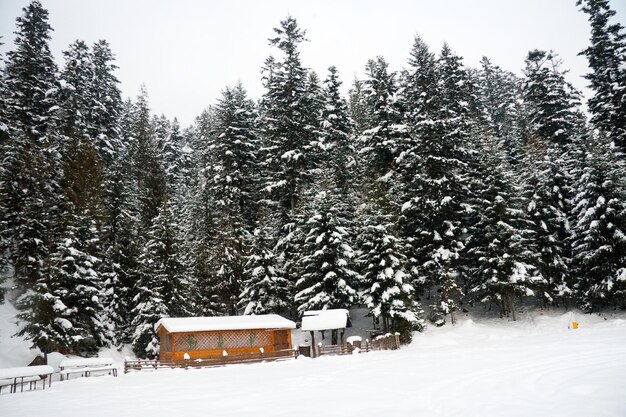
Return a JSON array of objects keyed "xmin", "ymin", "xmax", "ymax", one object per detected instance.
[{"xmin": 124, "ymin": 349, "xmax": 296, "ymax": 374}]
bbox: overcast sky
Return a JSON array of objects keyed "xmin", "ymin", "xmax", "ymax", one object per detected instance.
[{"xmin": 1, "ymin": 0, "xmax": 625, "ymax": 126}]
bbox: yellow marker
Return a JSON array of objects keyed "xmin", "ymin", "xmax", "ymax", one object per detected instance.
[{"xmin": 572, "ymin": 322, "xmax": 579, "ymax": 329}]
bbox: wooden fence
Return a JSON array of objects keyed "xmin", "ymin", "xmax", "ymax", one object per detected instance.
[{"xmin": 124, "ymin": 349, "xmax": 296, "ymax": 374}]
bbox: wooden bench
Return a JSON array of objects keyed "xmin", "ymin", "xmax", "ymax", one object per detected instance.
[
  {"xmin": 0, "ymin": 365, "xmax": 54, "ymax": 394},
  {"xmin": 59, "ymin": 358, "xmax": 118, "ymax": 381}
]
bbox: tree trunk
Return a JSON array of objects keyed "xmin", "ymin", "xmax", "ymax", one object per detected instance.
[{"xmin": 508, "ymin": 292, "xmax": 517, "ymax": 321}]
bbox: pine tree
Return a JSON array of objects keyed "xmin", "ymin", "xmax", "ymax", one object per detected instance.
[
  {"xmin": 571, "ymin": 135, "xmax": 626, "ymax": 311},
  {"xmin": 294, "ymin": 185, "xmax": 359, "ymax": 314},
  {"xmin": 90, "ymin": 39, "xmax": 123, "ymax": 166},
  {"xmin": 359, "ymin": 56, "xmax": 404, "ymax": 184},
  {"xmin": 521, "ymin": 50, "xmax": 587, "ymax": 307},
  {"xmin": 467, "ymin": 137, "xmax": 543, "ymax": 321},
  {"xmin": 522, "ymin": 50, "xmax": 585, "ymax": 145},
  {"xmin": 202, "ymin": 83, "xmax": 260, "ymax": 314},
  {"xmin": 577, "ymin": 0, "xmax": 626, "ymax": 151},
  {"xmin": 239, "ymin": 215, "xmax": 292, "ymax": 315},
  {"xmin": 129, "ymin": 87, "xmax": 167, "ymax": 231},
  {"xmin": 319, "ymin": 66, "xmax": 357, "ymax": 202},
  {"xmin": 131, "ymin": 202, "xmax": 187, "ymax": 358},
  {"xmin": 0, "ymin": 1, "xmax": 64, "ymax": 359},
  {"xmin": 357, "ymin": 201, "xmax": 423, "ymax": 341},
  {"xmin": 261, "ymin": 17, "xmax": 318, "ymax": 217},
  {"xmin": 400, "ymin": 44, "xmax": 471, "ymax": 323}
]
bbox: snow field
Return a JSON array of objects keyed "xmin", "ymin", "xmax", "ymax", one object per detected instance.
[{"xmin": 1, "ymin": 310, "xmax": 625, "ymax": 417}]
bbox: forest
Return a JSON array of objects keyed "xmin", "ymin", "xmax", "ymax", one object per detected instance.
[{"xmin": 0, "ymin": 0, "xmax": 624, "ymax": 360}]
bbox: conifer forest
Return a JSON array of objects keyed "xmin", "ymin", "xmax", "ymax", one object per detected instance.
[{"xmin": 0, "ymin": 0, "xmax": 625, "ymax": 360}]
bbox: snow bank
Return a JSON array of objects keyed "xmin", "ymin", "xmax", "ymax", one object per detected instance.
[
  {"xmin": 0, "ymin": 299, "xmax": 40, "ymax": 368},
  {"xmin": 2, "ymin": 310, "xmax": 624, "ymax": 417}
]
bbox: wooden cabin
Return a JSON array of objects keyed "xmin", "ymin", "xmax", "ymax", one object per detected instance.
[{"xmin": 154, "ymin": 315, "xmax": 296, "ymax": 361}]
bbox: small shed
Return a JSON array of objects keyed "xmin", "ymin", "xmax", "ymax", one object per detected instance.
[
  {"xmin": 301, "ymin": 309, "xmax": 351, "ymax": 357},
  {"xmin": 154, "ymin": 315, "xmax": 296, "ymax": 361}
]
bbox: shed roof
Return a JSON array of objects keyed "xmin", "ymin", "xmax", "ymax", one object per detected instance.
[
  {"xmin": 301, "ymin": 309, "xmax": 350, "ymax": 331},
  {"xmin": 155, "ymin": 314, "xmax": 296, "ymax": 333}
]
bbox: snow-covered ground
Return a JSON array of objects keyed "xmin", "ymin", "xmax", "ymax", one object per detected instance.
[{"xmin": 1, "ymin": 309, "xmax": 625, "ymax": 417}]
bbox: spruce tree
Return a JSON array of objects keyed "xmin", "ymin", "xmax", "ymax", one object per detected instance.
[
  {"xmin": 571, "ymin": 135, "xmax": 626, "ymax": 310},
  {"xmin": 203, "ymin": 83, "xmax": 259, "ymax": 314},
  {"xmin": 357, "ymin": 200, "xmax": 423, "ymax": 341},
  {"xmin": 320, "ymin": 66, "xmax": 357, "ymax": 202},
  {"xmin": 294, "ymin": 185, "xmax": 359, "ymax": 314},
  {"xmin": 467, "ymin": 137, "xmax": 543, "ymax": 320},
  {"xmin": 261, "ymin": 17, "xmax": 317, "ymax": 217},
  {"xmin": 239, "ymin": 215, "xmax": 292, "ymax": 315},
  {"xmin": 90, "ymin": 39, "xmax": 123, "ymax": 165},
  {"xmin": 359, "ymin": 56, "xmax": 404, "ymax": 183},
  {"xmin": 577, "ymin": 0, "xmax": 626, "ymax": 151},
  {"xmin": 0, "ymin": 1, "xmax": 64, "ymax": 359}
]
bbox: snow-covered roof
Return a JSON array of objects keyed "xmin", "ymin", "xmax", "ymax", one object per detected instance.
[
  {"xmin": 155, "ymin": 315, "xmax": 296, "ymax": 333},
  {"xmin": 301, "ymin": 309, "xmax": 350, "ymax": 331}
]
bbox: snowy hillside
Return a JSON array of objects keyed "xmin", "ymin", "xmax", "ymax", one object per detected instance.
[{"xmin": 1, "ymin": 310, "xmax": 625, "ymax": 417}]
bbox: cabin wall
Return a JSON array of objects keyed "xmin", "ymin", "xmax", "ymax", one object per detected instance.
[{"xmin": 165, "ymin": 329, "xmax": 293, "ymax": 361}]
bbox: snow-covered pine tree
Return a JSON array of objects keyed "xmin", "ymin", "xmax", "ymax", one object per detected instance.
[
  {"xmin": 577, "ymin": 0, "xmax": 626, "ymax": 152},
  {"xmin": 0, "ymin": 1, "xmax": 67, "ymax": 360},
  {"xmin": 571, "ymin": 134, "xmax": 626, "ymax": 311},
  {"xmin": 358, "ymin": 56, "xmax": 404, "ymax": 184},
  {"xmin": 202, "ymin": 83, "xmax": 260, "ymax": 314},
  {"xmin": 396, "ymin": 35, "xmax": 438, "ymax": 294},
  {"xmin": 522, "ymin": 50, "xmax": 585, "ymax": 146},
  {"xmin": 239, "ymin": 212, "xmax": 292, "ymax": 315},
  {"xmin": 521, "ymin": 50, "xmax": 588, "ymax": 307},
  {"xmin": 89, "ymin": 39, "xmax": 123, "ymax": 166},
  {"xmin": 49, "ymin": 39, "xmax": 115, "ymax": 352},
  {"xmin": 260, "ymin": 18, "xmax": 322, "ymax": 308},
  {"xmin": 357, "ymin": 199, "xmax": 424, "ymax": 342},
  {"xmin": 467, "ymin": 137, "xmax": 543, "ymax": 321},
  {"xmin": 129, "ymin": 87, "xmax": 167, "ymax": 231},
  {"xmin": 261, "ymin": 17, "xmax": 318, "ymax": 218},
  {"xmin": 294, "ymin": 181, "xmax": 359, "ymax": 315},
  {"xmin": 131, "ymin": 200, "xmax": 189, "ymax": 358},
  {"xmin": 183, "ymin": 108, "xmax": 224, "ymax": 317},
  {"xmin": 319, "ymin": 66, "xmax": 357, "ymax": 204},
  {"xmin": 400, "ymin": 43, "xmax": 471, "ymax": 323}
]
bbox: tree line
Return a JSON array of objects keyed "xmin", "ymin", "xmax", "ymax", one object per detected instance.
[{"xmin": 0, "ymin": 0, "xmax": 624, "ymax": 359}]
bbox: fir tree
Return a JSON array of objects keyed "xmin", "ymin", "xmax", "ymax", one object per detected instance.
[
  {"xmin": 522, "ymin": 50, "xmax": 584, "ymax": 145},
  {"xmin": 359, "ymin": 56, "xmax": 404, "ymax": 183},
  {"xmin": 0, "ymin": 1, "xmax": 64, "ymax": 360},
  {"xmin": 320, "ymin": 66, "xmax": 357, "ymax": 201},
  {"xmin": 90, "ymin": 39, "xmax": 123, "ymax": 166},
  {"xmin": 577, "ymin": 0, "xmax": 626, "ymax": 151},
  {"xmin": 131, "ymin": 202, "xmax": 187, "ymax": 357},
  {"xmin": 467, "ymin": 137, "xmax": 543, "ymax": 321},
  {"xmin": 357, "ymin": 201, "xmax": 423, "ymax": 341},
  {"xmin": 203, "ymin": 83, "xmax": 260, "ymax": 314},
  {"xmin": 571, "ymin": 135, "xmax": 626, "ymax": 310},
  {"xmin": 261, "ymin": 17, "xmax": 318, "ymax": 217},
  {"xmin": 240, "ymin": 215, "xmax": 292, "ymax": 315},
  {"xmin": 400, "ymin": 44, "xmax": 471, "ymax": 322},
  {"xmin": 294, "ymin": 185, "xmax": 359, "ymax": 314},
  {"xmin": 129, "ymin": 87, "xmax": 167, "ymax": 231}
]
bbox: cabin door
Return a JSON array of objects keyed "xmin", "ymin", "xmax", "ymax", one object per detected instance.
[{"xmin": 273, "ymin": 330, "xmax": 290, "ymax": 351}]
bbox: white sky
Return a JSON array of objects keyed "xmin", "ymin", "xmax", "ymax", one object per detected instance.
[{"xmin": 1, "ymin": 0, "xmax": 625, "ymax": 126}]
